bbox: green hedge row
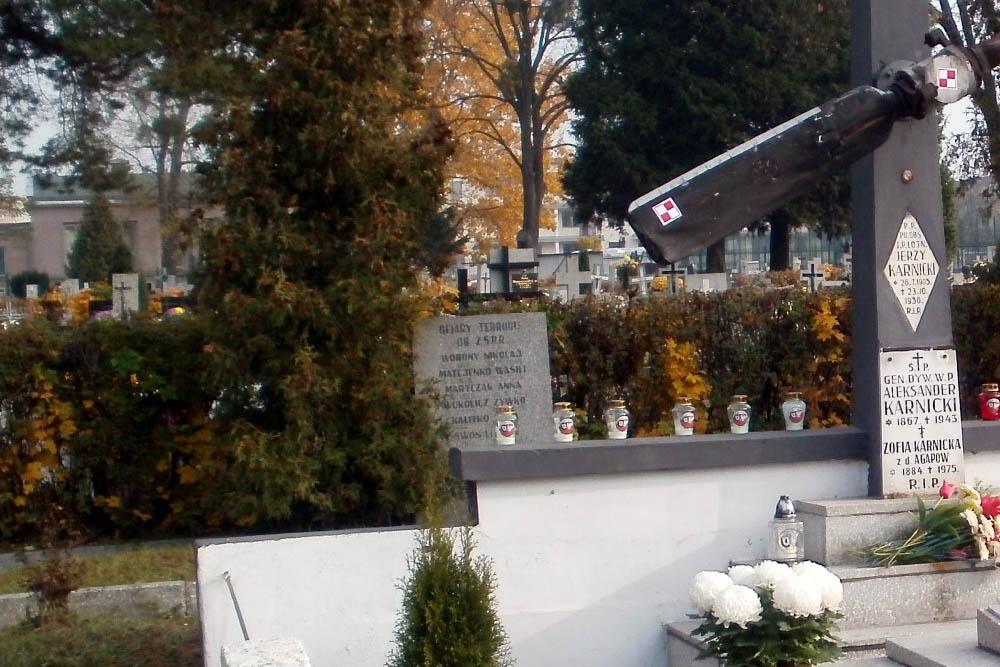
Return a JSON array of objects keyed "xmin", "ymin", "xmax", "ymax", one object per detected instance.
[{"xmin": 2, "ymin": 285, "xmax": 999, "ymax": 542}]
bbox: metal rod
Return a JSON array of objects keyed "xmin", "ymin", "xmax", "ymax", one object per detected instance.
[{"xmin": 223, "ymin": 571, "xmax": 250, "ymax": 641}]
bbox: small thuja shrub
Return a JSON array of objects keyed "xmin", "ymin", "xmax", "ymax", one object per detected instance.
[{"xmin": 388, "ymin": 526, "xmax": 513, "ymax": 667}]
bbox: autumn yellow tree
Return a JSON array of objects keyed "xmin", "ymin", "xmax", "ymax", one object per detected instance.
[{"xmin": 425, "ymin": 0, "xmax": 579, "ymax": 251}]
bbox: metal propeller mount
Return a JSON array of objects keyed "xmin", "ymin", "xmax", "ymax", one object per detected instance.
[{"xmin": 627, "ymin": 31, "xmax": 1000, "ymax": 265}]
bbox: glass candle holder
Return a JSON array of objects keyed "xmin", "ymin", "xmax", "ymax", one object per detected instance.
[
  {"xmin": 727, "ymin": 395, "xmax": 751, "ymax": 434},
  {"xmin": 671, "ymin": 398, "xmax": 696, "ymax": 436},
  {"xmin": 980, "ymin": 383, "xmax": 1000, "ymax": 421},
  {"xmin": 495, "ymin": 405, "xmax": 517, "ymax": 445},
  {"xmin": 781, "ymin": 391, "xmax": 807, "ymax": 430},
  {"xmin": 604, "ymin": 399, "xmax": 630, "ymax": 440},
  {"xmin": 552, "ymin": 402, "xmax": 575, "ymax": 442}
]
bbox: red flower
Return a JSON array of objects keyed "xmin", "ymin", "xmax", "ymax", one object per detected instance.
[
  {"xmin": 940, "ymin": 482, "xmax": 957, "ymax": 499},
  {"xmin": 982, "ymin": 496, "xmax": 1000, "ymax": 518},
  {"xmin": 947, "ymin": 550, "xmax": 970, "ymax": 559}
]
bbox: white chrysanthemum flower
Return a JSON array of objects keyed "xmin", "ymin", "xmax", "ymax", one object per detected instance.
[
  {"xmin": 792, "ymin": 561, "xmax": 843, "ymax": 612},
  {"xmin": 711, "ymin": 584, "xmax": 763, "ymax": 628},
  {"xmin": 751, "ymin": 559, "xmax": 794, "ymax": 590},
  {"xmin": 773, "ymin": 574, "xmax": 824, "ymax": 617},
  {"xmin": 690, "ymin": 571, "xmax": 734, "ymax": 613},
  {"xmin": 728, "ymin": 564, "xmax": 755, "ymax": 586}
]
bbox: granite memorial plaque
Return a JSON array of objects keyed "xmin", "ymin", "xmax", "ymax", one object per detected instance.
[
  {"xmin": 414, "ymin": 312, "xmax": 551, "ymax": 447},
  {"xmin": 879, "ymin": 348, "xmax": 964, "ymax": 494}
]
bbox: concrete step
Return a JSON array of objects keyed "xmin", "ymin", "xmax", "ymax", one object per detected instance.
[
  {"xmin": 884, "ymin": 621, "xmax": 1000, "ymax": 666},
  {"xmin": 664, "ymin": 619, "xmax": 974, "ymax": 666},
  {"xmin": 798, "ymin": 497, "xmax": 957, "ymax": 567},
  {"xmin": 834, "ymin": 561, "xmax": 1000, "ymax": 630}
]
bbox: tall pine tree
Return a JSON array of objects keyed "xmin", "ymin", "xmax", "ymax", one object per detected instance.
[{"xmin": 66, "ymin": 192, "xmax": 132, "ymax": 282}]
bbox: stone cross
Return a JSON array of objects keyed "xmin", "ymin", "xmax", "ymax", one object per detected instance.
[
  {"xmin": 664, "ymin": 262, "xmax": 685, "ymax": 294},
  {"xmin": 799, "ymin": 262, "xmax": 825, "ymax": 293},
  {"xmin": 851, "ymin": 0, "xmax": 964, "ymax": 496}
]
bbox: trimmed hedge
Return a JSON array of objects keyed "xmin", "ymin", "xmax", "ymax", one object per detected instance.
[{"xmin": 2, "ymin": 285, "xmax": 999, "ymax": 542}]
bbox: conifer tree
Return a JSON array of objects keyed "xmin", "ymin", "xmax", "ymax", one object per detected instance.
[
  {"xmin": 194, "ymin": 0, "xmax": 453, "ymax": 526},
  {"xmin": 66, "ymin": 192, "xmax": 132, "ymax": 283},
  {"xmin": 389, "ymin": 526, "xmax": 513, "ymax": 667},
  {"xmin": 565, "ymin": 0, "xmax": 851, "ymax": 270}
]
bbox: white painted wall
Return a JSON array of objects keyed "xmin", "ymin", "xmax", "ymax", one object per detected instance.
[{"xmin": 197, "ymin": 459, "xmax": 879, "ymax": 667}]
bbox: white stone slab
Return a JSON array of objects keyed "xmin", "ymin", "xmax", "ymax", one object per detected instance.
[
  {"xmin": 25, "ymin": 284, "xmax": 38, "ymax": 298},
  {"xmin": 222, "ymin": 637, "xmax": 311, "ymax": 667},
  {"xmin": 879, "ymin": 348, "xmax": 964, "ymax": 495},
  {"xmin": 883, "ymin": 213, "xmax": 939, "ymax": 332}
]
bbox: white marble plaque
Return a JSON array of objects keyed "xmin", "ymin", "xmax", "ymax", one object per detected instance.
[
  {"xmin": 883, "ymin": 214, "xmax": 938, "ymax": 331},
  {"xmin": 879, "ymin": 348, "xmax": 964, "ymax": 495},
  {"xmin": 25, "ymin": 284, "xmax": 38, "ymax": 299}
]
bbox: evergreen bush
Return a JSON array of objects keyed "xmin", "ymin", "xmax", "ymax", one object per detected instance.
[
  {"xmin": 66, "ymin": 193, "xmax": 132, "ymax": 283},
  {"xmin": 388, "ymin": 524, "xmax": 512, "ymax": 667},
  {"xmin": 10, "ymin": 271, "xmax": 51, "ymax": 298}
]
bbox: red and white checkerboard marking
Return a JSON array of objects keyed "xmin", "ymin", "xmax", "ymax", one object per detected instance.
[
  {"xmin": 652, "ymin": 198, "xmax": 682, "ymax": 226},
  {"xmin": 938, "ymin": 68, "xmax": 958, "ymax": 89}
]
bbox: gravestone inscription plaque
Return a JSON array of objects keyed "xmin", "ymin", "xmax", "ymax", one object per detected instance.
[
  {"xmin": 414, "ymin": 312, "xmax": 551, "ymax": 446},
  {"xmin": 879, "ymin": 348, "xmax": 964, "ymax": 494}
]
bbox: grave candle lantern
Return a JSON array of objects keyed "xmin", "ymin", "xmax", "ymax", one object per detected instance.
[
  {"xmin": 671, "ymin": 398, "xmax": 696, "ymax": 436},
  {"xmin": 495, "ymin": 405, "xmax": 517, "ymax": 445},
  {"xmin": 980, "ymin": 384, "xmax": 1000, "ymax": 421},
  {"xmin": 727, "ymin": 395, "xmax": 751, "ymax": 434},
  {"xmin": 604, "ymin": 399, "xmax": 630, "ymax": 440},
  {"xmin": 781, "ymin": 391, "xmax": 807, "ymax": 430},
  {"xmin": 552, "ymin": 402, "xmax": 575, "ymax": 442},
  {"xmin": 767, "ymin": 495, "xmax": 804, "ymax": 563}
]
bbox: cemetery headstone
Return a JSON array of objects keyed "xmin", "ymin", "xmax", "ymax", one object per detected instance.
[
  {"xmin": 664, "ymin": 263, "xmax": 685, "ymax": 294},
  {"xmin": 25, "ymin": 284, "xmax": 38, "ymax": 299},
  {"xmin": 799, "ymin": 261, "xmax": 825, "ymax": 292},
  {"xmin": 487, "ymin": 247, "xmax": 539, "ymax": 295},
  {"xmin": 60, "ymin": 279, "xmax": 80, "ymax": 296},
  {"xmin": 414, "ymin": 312, "xmax": 552, "ymax": 446},
  {"xmin": 111, "ymin": 273, "xmax": 140, "ymax": 319},
  {"xmin": 688, "ymin": 273, "xmax": 727, "ymax": 293}
]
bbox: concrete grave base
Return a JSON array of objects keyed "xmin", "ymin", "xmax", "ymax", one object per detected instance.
[{"xmin": 222, "ymin": 637, "xmax": 311, "ymax": 667}]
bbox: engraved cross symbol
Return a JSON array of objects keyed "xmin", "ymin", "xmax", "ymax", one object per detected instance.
[
  {"xmin": 911, "ymin": 351, "xmax": 924, "ymax": 370},
  {"xmin": 918, "ymin": 425, "xmax": 925, "ymax": 438},
  {"xmin": 115, "ymin": 281, "xmax": 133, "ymax": 322}
]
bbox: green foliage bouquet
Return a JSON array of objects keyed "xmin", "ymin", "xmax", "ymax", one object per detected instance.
[
  {"xmin": 860, "ymin": 482, "xmax": 1000, "ymax": 565},
  {"xmin": 688, "ymin": 560, "xmax": 842, "ymax": 667}
]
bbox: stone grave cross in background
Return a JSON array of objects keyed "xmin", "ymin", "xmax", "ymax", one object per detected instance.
[
  {"xmin": 111, "ymin": 273, "xmax": 140, "ymax": 321},
  {"xmin": 850, "ymin": 0, "xmax": 964, "ymax": 496}
]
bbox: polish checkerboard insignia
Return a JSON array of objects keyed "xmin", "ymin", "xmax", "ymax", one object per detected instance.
[
  {"xmin": 938, "ymin": 68, "xmax": 958, "ymax": 89},
  {"xmin": 652, "ymin": 198, "xmax": 682, "ymax": 226}
]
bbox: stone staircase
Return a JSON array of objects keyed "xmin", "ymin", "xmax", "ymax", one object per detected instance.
[{"xmin": 666, "ymin": 498, "xmax": 1000, "ymax": 666}]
